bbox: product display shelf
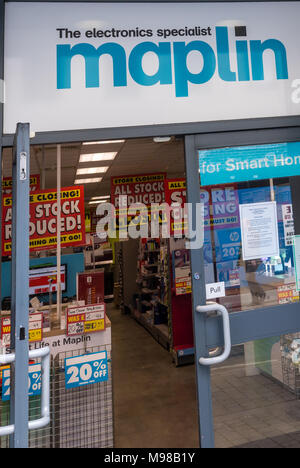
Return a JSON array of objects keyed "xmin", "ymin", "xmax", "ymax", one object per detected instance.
[
  {"xmin": 117, "ymin": 245, "xmax": 124, "ymax": 312},
  {"xmin": 133, "ymin": 239, "xmax": 170, "ymax": 350},
  {"xmin": 158, "ymin": 239, "xmax": 172, "ymax": 346},
  {"xmin": 131, "ymin": 307, "xmax": 170, "ymax": 350}
]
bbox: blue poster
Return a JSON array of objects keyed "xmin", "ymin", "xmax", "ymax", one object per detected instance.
[
  {"xmin": 2, "ymin": 364, "xmax": 42, "ymax": 401},
  {"xmin": 199, "ymin": 142, "xmax": 300, "ymax": 186},
  {"xmin": 65, "ymin": 351, "xmax": 109, "ymax": 389}
]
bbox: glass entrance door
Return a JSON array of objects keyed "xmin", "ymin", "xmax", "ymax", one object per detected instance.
[{"xmin": 185, "ymin": 134, "xmax": 300, "ymax": 448}]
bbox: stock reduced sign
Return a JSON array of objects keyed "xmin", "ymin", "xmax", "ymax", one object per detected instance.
[
  {"xmin": 65, "ymin": 351, "xmax": 109, "ymax": 389},
  {"xmin": 2, "ymin": 185, "xmax": 86, "ymax": 255},
  {"xmin": 111, "ymin": 173, "xmax": 166, "ymax": 230},
  {"xmin": 164, "ymin": 178, "xmax": 187, "ymax": 236}
]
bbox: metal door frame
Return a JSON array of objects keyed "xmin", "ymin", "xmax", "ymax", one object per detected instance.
[{"xmin": 185, "ymin": 128, "xmax": 300, "ymax": 448}]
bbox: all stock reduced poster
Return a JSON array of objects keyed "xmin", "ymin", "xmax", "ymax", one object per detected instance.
[
  {"xmin": 111, "ymin": 173, "xmax": 166, "ymax": 231},
  {"xmin": 164, "ymin": 178, "xmax": 187, "ymax": 236},
  {"xmin": 2, "ymin": 185, "xmax": 86, "ymax": 256}
]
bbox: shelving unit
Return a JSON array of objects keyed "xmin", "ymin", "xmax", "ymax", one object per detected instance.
[{"xmin": 134, "ymin": 239, "xmax": 171, "ymax": 350}]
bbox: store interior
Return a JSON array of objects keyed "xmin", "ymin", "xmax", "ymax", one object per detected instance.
[{"xmin": 1, "ymin": 136, "xmax": 300, "ymax": 448}]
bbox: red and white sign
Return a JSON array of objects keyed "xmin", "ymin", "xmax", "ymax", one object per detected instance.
[
  {"xmin": 67, "ymin": 304, "xmax": 106, "ymax": 336},
  {"xmin": 1, "ymin": 318, "xmax": 11, "ymax": 348},
  {"xmin": 277, "ymin": 283, "xmax": 299, "ymax": 304},
  {"xmin": 2, "ymin": 174, "xmax": 40, "ymax": 195},
  {"xmin": 2, "ymin": 185, "xmax": 86, "ymax": 255},
  {"xmin": 164, "ymin": 178, "xmax": 187, "ymax": 236},
  {"xmin": 111, "ymin": 173, "xmax": 166, "ymax": 230},
  {"xmin": 111, "ymin": 173, "xmax": 166, "ymax": 208},
  {"xmin": 1, "ymin": 313, "xmax": 43, "ymax": 346}
]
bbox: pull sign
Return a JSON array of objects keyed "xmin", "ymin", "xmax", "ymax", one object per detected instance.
[
  {"xmin": 206, "ymin": 282, "xmax": 226, "ymax": 300},
  {"xmin": 20, "ymin": 151, "xmax": 27, "ymax": 180}
]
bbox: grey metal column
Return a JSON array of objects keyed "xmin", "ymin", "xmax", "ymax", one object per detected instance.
[
  {"xmin": 9, "ymin": 123, "xmax": 30, "ymax": 448},
  {"xmin": 184, "ymin": 135, "xmax": 215, "ymax": 449}
]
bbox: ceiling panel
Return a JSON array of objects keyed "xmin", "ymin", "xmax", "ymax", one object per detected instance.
[{"xmin": 2, "ymin": 136, "xmax": 186, "ymax": 203}]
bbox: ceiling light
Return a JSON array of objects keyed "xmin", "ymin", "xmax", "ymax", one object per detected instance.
[
  {"xmin": 153, "ymin": 136, "xmax": 171, "ymax": 143},
  {"xmin": 79, "ymin": 152, "xmax": 117, "ymax": 163},
  {"xmin": 91, "ymin": 195, "xmax": 110, "ymax": 200},
  {"xmin": 82, "ymin": 140, "xmax": 125, "ymax": 145},
  {"xmin": 88, "ymin": 200, "xmax": 108, "ymax": 204},
  {"xmin": 76, "ymin": 167, "xmax": 108, "ymax": 175},
  {"xmin": 75, "ymin": 178, "xmax": 102, "ymax": 184}
]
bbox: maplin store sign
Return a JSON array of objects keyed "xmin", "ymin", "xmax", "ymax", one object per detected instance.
[{"xmin": 4, "ymin": 1, "xmax": 300, "ymax": 133}]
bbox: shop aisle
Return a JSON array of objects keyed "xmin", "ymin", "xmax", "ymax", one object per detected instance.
[
  {"xmin": 107, "ymin": 303, "xmax": 300, "ymax": 449},
  {"xmin": 107, "ymin": 303, "xmax": 199, "ymax": 448}
]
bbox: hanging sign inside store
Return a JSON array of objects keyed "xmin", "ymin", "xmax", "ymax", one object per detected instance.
[
  {"xmin": 2, "ymin": 185, "xmax": 86, "ymax": 256},
  {"xmin": 111, "ymin": 173, "xmax": 166, "ymax": 230},
  {"xmin": 65, "ymin": 351, "xmax": 109, "ymax": 389},
  {"xmin": 1, "ymin": 313, "xmax": 43, "ymax": 347},
  {"xmin": 4, "ymin": 2, "xmax": 300, "ymax": 133},
  {"xmin": 2, "ymin": 363, "xmax": 42, "ymax": 401},
  {"xmin": 199, "ymin": 142, "xmax": 300, "ymax": 186},
  {"xmin": 66, "ymin": 304, "xmax": 106, "ymax": 336},
  {"xmin": 164, "ymin": 178, "xmax": 187, "ymax": 236},
  {"xmin": 2, "ymin": 174, "xmax": 40, "ymax": 195}
]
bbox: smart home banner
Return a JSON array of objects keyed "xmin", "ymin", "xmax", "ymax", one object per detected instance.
[
  {"xmin": 199, "ymin": 141, "xmax": 300, "ymax": 186},
  {"xmin": 4, "ymin": 2, "xmax": 300, "ymax": 133}
]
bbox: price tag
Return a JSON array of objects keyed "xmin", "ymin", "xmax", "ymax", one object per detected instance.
[
  {"xmin": 1, "ymin": 313, "xmax": 43, "ymax": 347},
  {"xmin": 67, "ymin": 304, "xmax": 105, "ymax": 336}
]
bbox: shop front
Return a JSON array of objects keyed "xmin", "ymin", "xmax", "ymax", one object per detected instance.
[{"xmin": 2, "ymin": 0, "xmax": 300, "ymax": 449}]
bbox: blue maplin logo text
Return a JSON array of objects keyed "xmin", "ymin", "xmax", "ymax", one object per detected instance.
[{"xmin": 56, "ymin": 26, "xmax": 289, "ymax": 97}]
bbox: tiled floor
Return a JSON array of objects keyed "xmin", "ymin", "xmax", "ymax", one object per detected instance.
[
  {"xmin": 211, "ymin": 357, "xmax": 300, "ymax": 448},
  {"xmin": 108, "ymin": 304, "xmax": 300, "ymax": 448}
]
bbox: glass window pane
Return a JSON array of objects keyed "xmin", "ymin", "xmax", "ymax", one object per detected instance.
[
  {"xmin": 200, "ymin": 177, "xmax": 298, "ymax": 312},
  {"xmin": 213, "ymin": 334, "xmax": 300, "ymax": 448}
]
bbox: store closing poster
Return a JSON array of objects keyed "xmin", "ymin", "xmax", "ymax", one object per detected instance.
[
  {"xmin": 111, "ymin": 173, "xmax": 166, "ymax": 231},
  {"xmin": 201, "ymin": 184, "xmax": 241, "ymax": 287},
  {"xmin": 164, "ymin": 178, "xmax": 187, "ymax": 236},
  {"xmin": 2, "ymin": 185, "xmax": 86, "ymax": 255},
  {"xmin": 2, "ymin": 174, "xmax": 40, "ymax": 195},
  {"xmin": 165, "ymin": 179, "xmax": 241, "ymax": 288}
]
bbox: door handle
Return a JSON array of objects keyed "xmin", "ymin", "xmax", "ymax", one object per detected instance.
[{"xmin": 196, "ymin": 302, "xmax": 231, "ymax": 366}]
